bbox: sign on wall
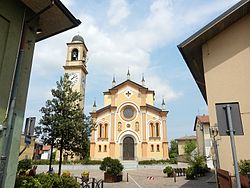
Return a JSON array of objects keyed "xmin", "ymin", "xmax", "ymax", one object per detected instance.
[{"xmin": 215, "ymin": 102, "xmax": 243, "ymax": 136}]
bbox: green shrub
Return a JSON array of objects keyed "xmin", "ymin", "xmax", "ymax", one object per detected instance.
[
  {"xmin": 32, "ymin": 159, "xmax": 102, "ymax": 165},
  {"xmin": 36, "ymin": 173, "xmax": 57, "ymax": 188},
  {"xmin": 15, "ymin": 173, "xmax": 80, "ymax": 188},
  {"xmin": 239, "ymin": 160, "xmax": 250, "ymax": 175},
  {"xmin": 15, "ymin": 176, "xmax": 41, "ymax": 188},
  {"xmin": 168, "ymin": 158, "xmax": 177, "ymax": 164},
  {"xmin": 186, "ymin": 167, "xmax": 195, "ymax": 180},
  {"xmin": 100, "ymin": 157, "xmax": 124, "ymax": 175},
  {"xmin": 18, "ymin": 159, "xmax": 32, "ymax": 172},
  {"xmin": 186, "ymin": 154, "xmax": 208, "ymax": 178},
  {"xmin": 61, "ymin": 175, "xmax": 80, "ymax": 188},
  {"xmin": 163, "ymin": 166, "xmax": 173, "ymax": 177},
  {"xmin": 138, "ymin": 159, "xmax": 177, "ymax": 165}
]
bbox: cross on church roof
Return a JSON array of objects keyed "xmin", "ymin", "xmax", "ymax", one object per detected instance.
[{"xmin": 125, "ymin": 90, "xmax": 132, "ymax": 97}]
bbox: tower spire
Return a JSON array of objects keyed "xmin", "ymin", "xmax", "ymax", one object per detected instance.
[
  {"xmin": 112, "ymin": 75, "xmax": 116, "ymax": 87},
  {"xmin": 127, "ymin": 68, "xmax": 130, "ymax": 80},
  {"xmin": 161, "ymin": 98, "xmax": 166, "ymax": 111},
  {"xmin": 141, "ymin": 73, "xmax": 145, "ymax": 86},
  {"xmin": 92, "ymin": 99, "xmax": 97, "ymax": 112}
]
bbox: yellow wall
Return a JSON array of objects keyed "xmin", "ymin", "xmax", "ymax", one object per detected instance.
[
  {"xmin": 177, "ymin": 140, "xmax": 186, "ymax": 156},
  {"xmin": 202, "ymin": 14, "xmax": 250, "ymax": 174},
  {"xmin": 91, "ymin": 80, "xmax": 168, "ymax": 161}
]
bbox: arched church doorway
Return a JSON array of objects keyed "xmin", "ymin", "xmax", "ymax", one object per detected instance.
[{"xmin": 123, "ymin": 136, "xmax": 134, "ymax": 160}]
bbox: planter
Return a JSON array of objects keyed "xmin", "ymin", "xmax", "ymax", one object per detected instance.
[
  {"xmin": 104, "ymin": 172, "xmax": 123, "ymax": 183},
  {"xmin": 81, "ymin": 175, "xmax": 89, "ymax": 182}
]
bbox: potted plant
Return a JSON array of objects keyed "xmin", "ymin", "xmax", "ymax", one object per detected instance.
[
  {"xmin": 62, "ymin": 170, "xmax": 71, "ymax": 177},
  {"xmin": 100, "ymin": 157, "xmax": 124, "ymax": 183},
  {"xmin": 163, "ymin": 166, "xmax": 174, "ymax": 177},
  {"xmin": 81, "ymin": 171, "xmax": 89, "ymax": 182}
]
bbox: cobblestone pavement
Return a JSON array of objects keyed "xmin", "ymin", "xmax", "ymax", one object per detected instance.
[{"xmin": 37, "ymin": 165, "xmax": 216, "ymax": 188}]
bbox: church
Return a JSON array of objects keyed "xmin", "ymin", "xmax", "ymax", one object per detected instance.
[
  {"xmin": 90, "ymin": 73, "xmax": 169, "ymax": 161},
  {"xmin": 63, "ymin": 34, "xmax": 169, "ymax": 161}
]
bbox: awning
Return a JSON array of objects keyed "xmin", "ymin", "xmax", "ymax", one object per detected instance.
[{"xmin": 21, "ymin": 0, "xmax": 81, "ymax": 41}]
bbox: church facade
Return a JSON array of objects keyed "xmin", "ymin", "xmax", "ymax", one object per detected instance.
[{"xmin": 90, "ymin": 76, "xmax": 169, "ymax": 161}]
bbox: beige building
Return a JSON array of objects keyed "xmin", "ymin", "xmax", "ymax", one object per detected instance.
[
  {"xmin": 178, "ymin": 0, "xmax": 250, "ymax": 174},
  {"xmin": 175, "ymin": 135, "xmax": 196, "ymax": 156},
  {"xmin": 90, "ymin": 76, "xmax": 169, "ymax": 161},
  {"xmin": 194, "ymin": 115, "xmax": 213, "ymax": 169}
]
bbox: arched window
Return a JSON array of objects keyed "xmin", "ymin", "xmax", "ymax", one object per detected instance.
[
  {"xmin": 151, "ymin": 144, "xmax": 154, "ymax": 152},
  {"xmin": 104, "ymin": 145, "xmax": 107, "ymax": 152},
  {"xmin": 156, "ymin": 123, "xmax": 160, "ymax": 137},
  {"xmin": 156, "ymin": 144, "xmax": 160, "ymax": 152},
  {"xmin": 71, "ymin": 48, "xmax": 78, "ymax": 61},
  {"xmin": 98, "ymin": 145, "xmax": 101, "ymax": 152},
  {"xmin": 99, "ymin": 124, "xmax": 102, "ymax": 138},
  {"xmin": 150, "ymin": 123, "xmax": 154, "ymax": 137},
  {"xmin": 104, "ymin": 124, "xmax": 108, "ymax": 138}
]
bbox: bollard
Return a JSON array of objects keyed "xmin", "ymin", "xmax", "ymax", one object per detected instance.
[
  {"xmin": 127, "ymin": 173, "xmax": 129, "ymax": 182},
  {"xmin": 92, "ymin": 178, "xmax": 95, "ymax": 188},
  {"xmin": 173, "ymin": 172, "xmax": 176, "ymax": 182}
]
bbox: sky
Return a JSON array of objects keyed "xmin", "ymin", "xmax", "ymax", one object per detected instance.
[{"xmin": 25, "ymin": 0, "xmax": 240, "ymax": 141}]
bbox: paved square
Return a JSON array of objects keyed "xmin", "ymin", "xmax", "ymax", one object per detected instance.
[{"xmin": 37, "ymin": 165, "xmax": 216, "ymax": 188}]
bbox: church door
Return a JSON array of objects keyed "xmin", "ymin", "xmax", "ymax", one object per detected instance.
[{"xmin": 123, "ymin": 137, "xmax": 134, "ymax": 160}]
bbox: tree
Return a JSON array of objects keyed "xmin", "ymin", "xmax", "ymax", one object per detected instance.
[
  {"xmin": 38, "ymin": 74, "xmax": 91, "ymax": 175},
  {"xmin": 184, "ymin": 140, "xmax": 197, "ymax": 161},
  {"xmin": 168, "ymin": 140, "xmax": 178, "ymax": 158}
]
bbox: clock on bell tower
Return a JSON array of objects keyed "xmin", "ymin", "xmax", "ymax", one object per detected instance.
[{"xmin": 63, "ymin": 34, "xmax": 88, "ymax": 110}]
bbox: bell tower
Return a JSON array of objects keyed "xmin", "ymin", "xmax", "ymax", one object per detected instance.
[{"xmin": 63, "ymin": 34, "xmax": 88, "ymax": 110}]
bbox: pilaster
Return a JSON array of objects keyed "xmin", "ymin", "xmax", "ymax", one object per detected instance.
[
  {"xmin": 110, "ymin": 106, "xmax": 117, "ymax": 158},
  {"xmin": 162, "ymin": 142, "xmax": 169, "ymax": 159}
]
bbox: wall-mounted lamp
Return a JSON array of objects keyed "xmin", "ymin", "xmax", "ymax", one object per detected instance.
[{"xmin": 209, "ymin": 126, "xmax": 219, "ymax": 137}]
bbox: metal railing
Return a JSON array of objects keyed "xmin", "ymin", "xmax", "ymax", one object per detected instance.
[{"xmin": 75, "ymin": 177, "xmax": 104, "ymax": 188}]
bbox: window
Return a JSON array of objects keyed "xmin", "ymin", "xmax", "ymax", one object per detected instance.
[
  {"xmin": 104, "ymin": 145, "xmax": 107, "ymax": 152},
  {"xmin": 104, "ymin": 124, "xmax": 108, "ymax": 138},
  {"xmin": 123, "ymin": 107, "xmax": 134, "ymax": 119},
  {"xmin": 98, "ymin": 123, "xmax": 108, "ymax": 139},
  {"xmin": 121, "ymin": 105, "xmax": 136, "ymax": 121},
  {"xmin": 150, "ymin": 123, "xmax": 154, "ymax": 137},
  {"xmin": 156, "ymin": 145, "xmax": 160, "ymax": 152},
  {"xmin": 71, "ymin": 49, "xmax": 79, "ymax": 61},
  {"xmin": 156, "ymin": 123, "xmax": 159, "ymax": 137},
  {"xmin": 151, "ymin": 144, "xmax": 154, "ymax": 152},
  {"xmin": 99, "ymin": 124, "xmax": 102, "ymax": 138},
  {"xmin": 98, "ymin": 145, "xmax": 101, "ymax": 152}
]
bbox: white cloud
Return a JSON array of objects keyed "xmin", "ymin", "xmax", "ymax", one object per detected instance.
[
  {"xmin": 145, "ymin": 74, "xmax": 182, "ymax": 103},
  {"xmin": 107, "ymin": 0, "xmax": 130, "ymax": 25},
  {"xmin": 28, "ymin": 0, "xmax": 240, "ymax": 117}
]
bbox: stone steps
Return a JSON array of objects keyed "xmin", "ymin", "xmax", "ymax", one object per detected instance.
[{"xmin": 121, "ymin": 160, "xmax": 138, "ymax": 169}]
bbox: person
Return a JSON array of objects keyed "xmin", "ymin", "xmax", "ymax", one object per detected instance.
[{"xmin": 28, "ymin": 165, "xmax": 37, "ymax": 176}]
